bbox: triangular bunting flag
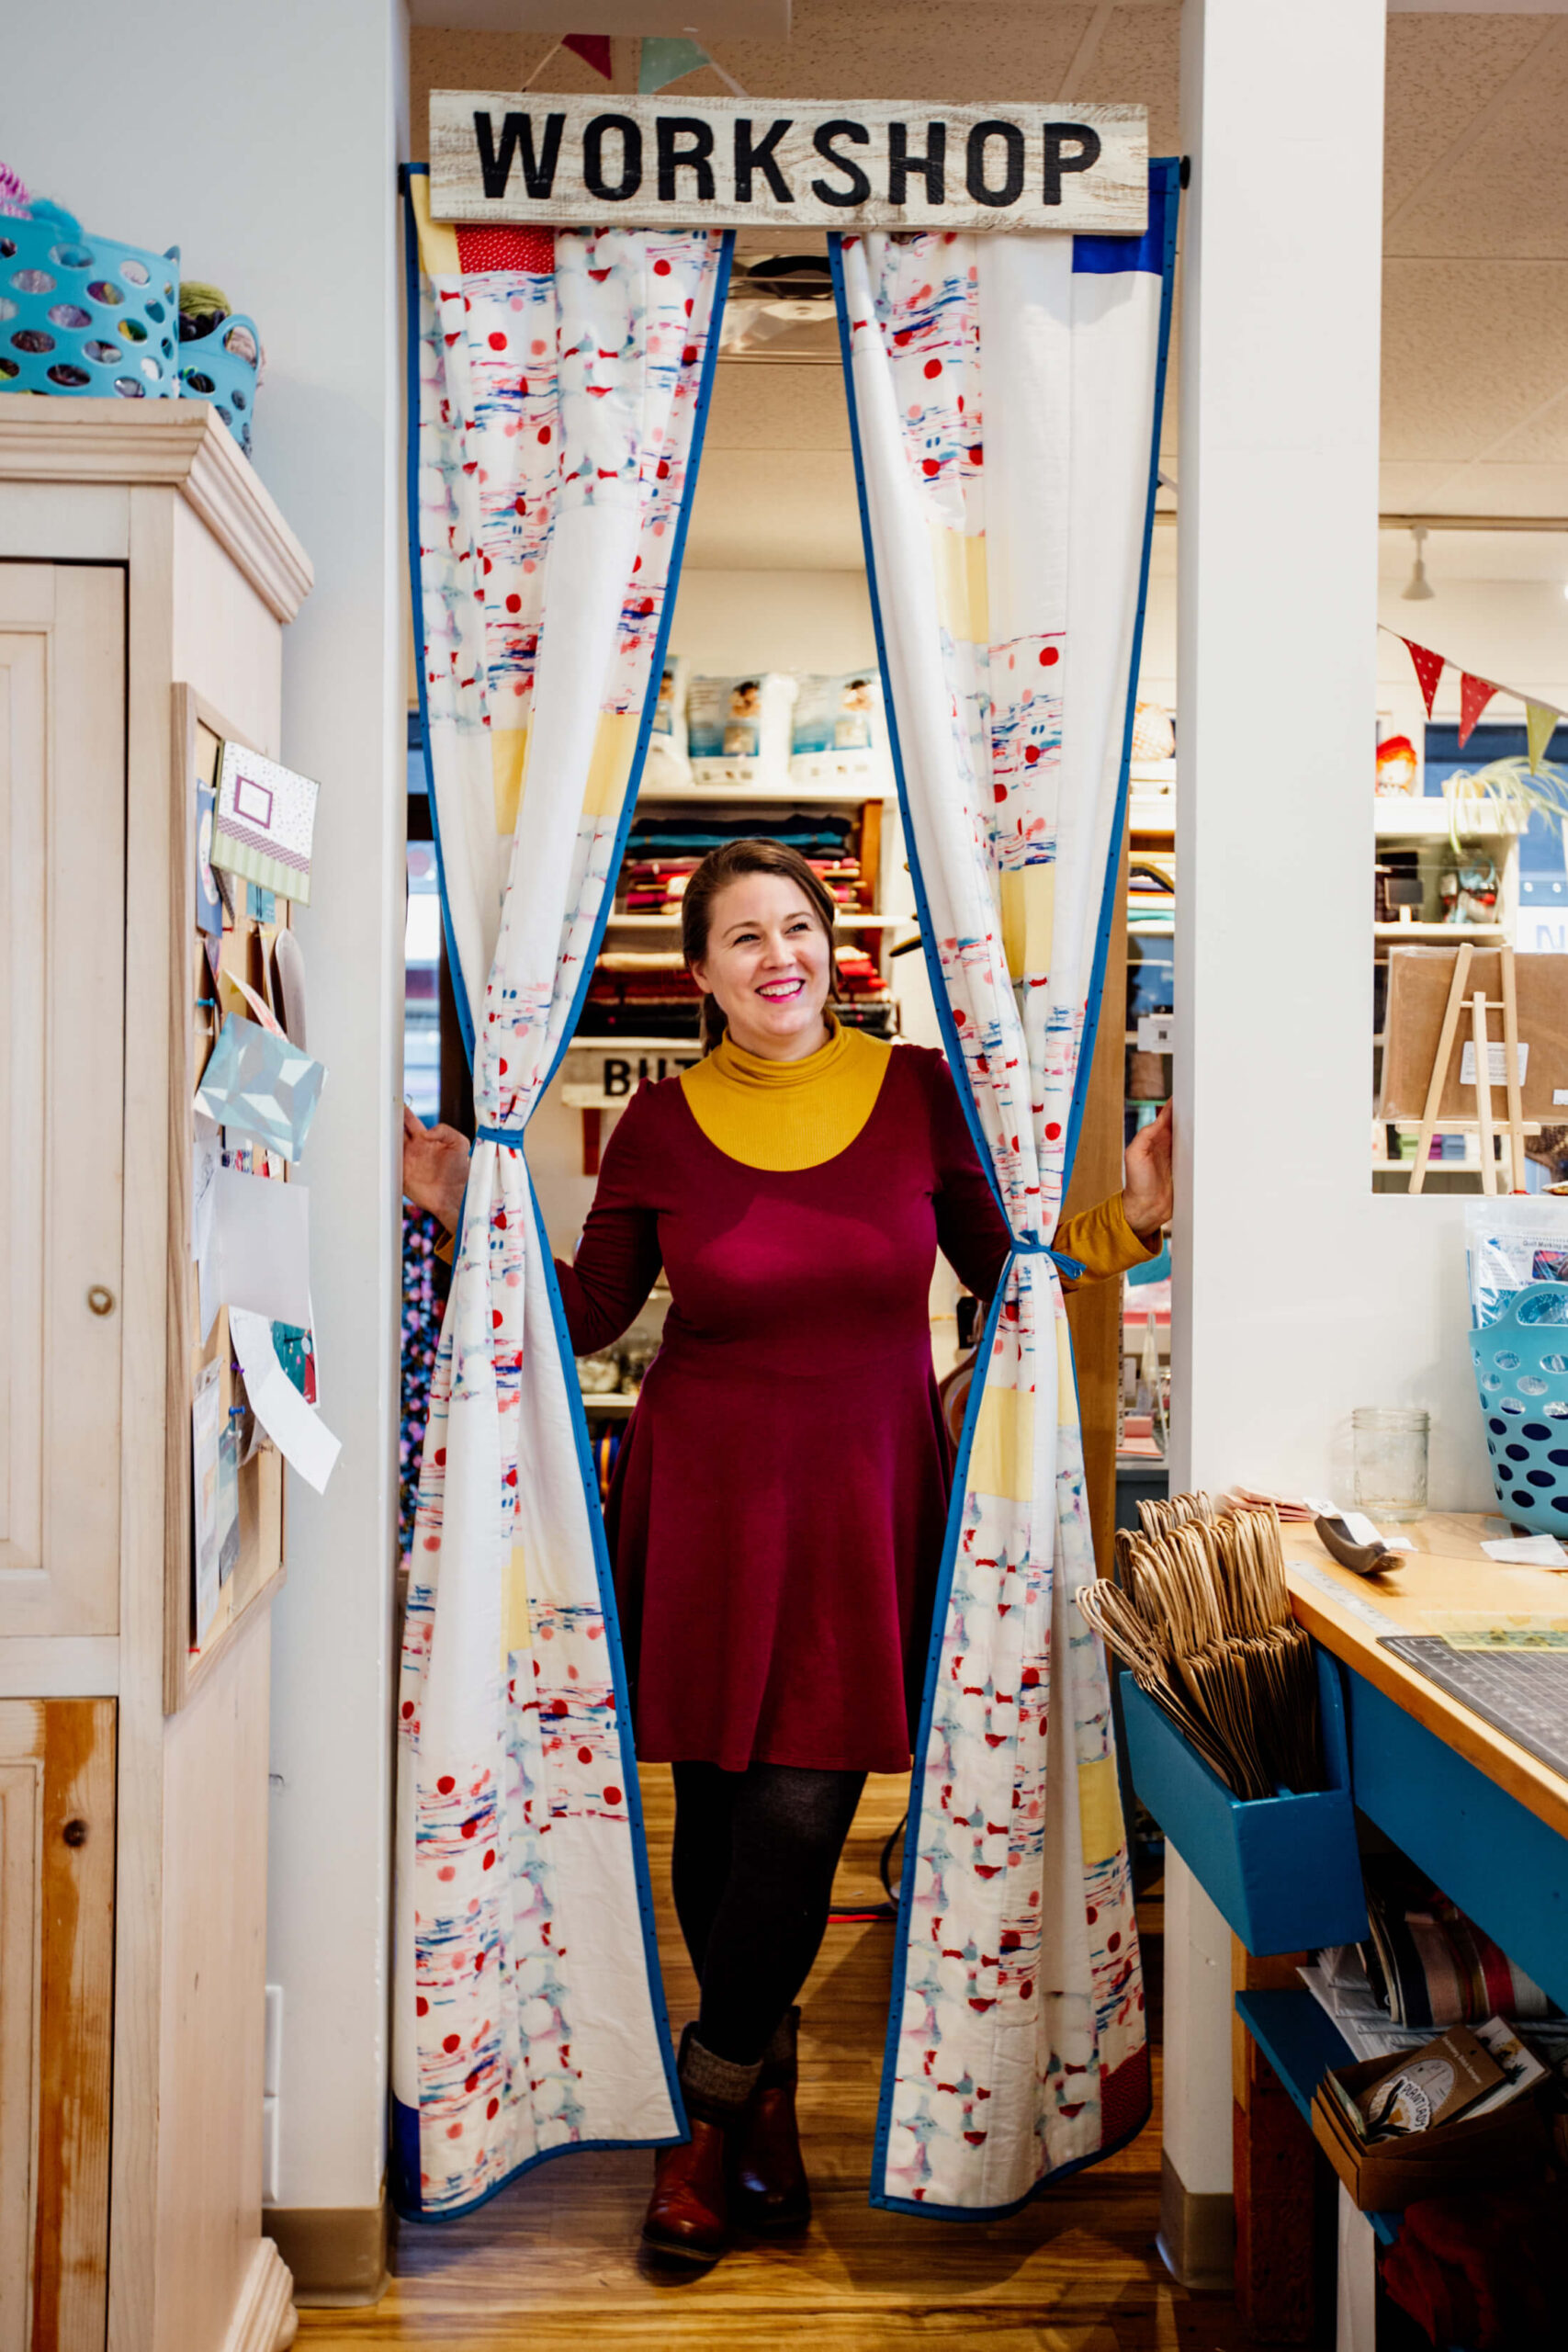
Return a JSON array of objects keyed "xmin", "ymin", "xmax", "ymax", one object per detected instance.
[
  {"xmin": 1401, "ymin": 637, "xmax": 1445, "ymax": 718},
  {"xmin": 1527, "ymin": 700, "xmax": 1559, "ymax": 775},
  {"xmin": 562, "ymin": 33, "xmax": 613, "ymax": 78},
  {"xmin": 638, "ymin": 35, "xmax": 710, "ymax": 93},
  {"xmin": 1458, "ymin": 673, "xmax": 1500, "ymax": 749}
]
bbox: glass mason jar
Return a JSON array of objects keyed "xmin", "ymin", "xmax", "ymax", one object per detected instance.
[{"xmin": 1352, "ymin": 1407, "xmax": 1429, "ymax": 1523}]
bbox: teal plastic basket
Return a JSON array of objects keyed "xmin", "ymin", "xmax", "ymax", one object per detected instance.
[
  {"xmin": 1471, "ymin": 1281, "xmax": 1568, "ymax": 1532},
  {"xmin": 0, "ymin": 200, "xmax": 179, "ymax": 400},
  {"xmin": 178, "ymin": 312, "xmax": 260, "ymax": 456}
]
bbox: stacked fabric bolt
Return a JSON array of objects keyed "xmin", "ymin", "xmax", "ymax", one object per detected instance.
[
  {"xmin": 835, "ymin": 944, "xmax": 889, "ymax": 999},
  {"xmin": 811, "ymin": 856, "xmax": 865, "ymax": 906},
  {"xmin": 619, "ymin": 855, "xmax": 698, "ymax": 913}
]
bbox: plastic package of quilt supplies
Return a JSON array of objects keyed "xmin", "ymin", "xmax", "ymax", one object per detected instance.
[
  {"xmin": 686, "ymin": 671, "xmax": 795, "ymax": 788},
  {"xmin": 788, "ymin": 669, "xmax": 886, "ymax": 788},
  {"xmin": 1464, "ymin": 1195, "xmax": 1568, "ymax": 1329}
]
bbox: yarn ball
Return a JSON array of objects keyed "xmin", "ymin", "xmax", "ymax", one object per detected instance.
[{"xmin": 0, "ymin": 163, "xmax": 31, "ymax": 220}]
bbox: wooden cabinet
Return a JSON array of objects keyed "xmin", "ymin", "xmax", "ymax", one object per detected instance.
[
  {"xmin": 0, "ymin": 1700, "xmax": 115, "ymax": 2352},
  {"xmin": 0, "ymin": 405, "xmax": 311, "ymax": 2352},
  {"xmin": 0, "ymin": 568, "xmax": 125, "ymax": 1638}
]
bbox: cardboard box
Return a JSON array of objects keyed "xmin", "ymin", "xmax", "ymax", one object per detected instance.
[
  {"xmin": 1312, "ymin": 2052, "xmax": 1550, "ymax": 2212},
  {"xmin": 1380, "ymin": 947, "xmax": 1568, "ymax": 1121}
]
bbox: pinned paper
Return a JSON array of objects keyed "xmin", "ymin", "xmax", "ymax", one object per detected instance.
[
  {"xmin": 213, "ymin": 741, "xmax": 320, "ymax": 907},
  {"xmin": 193, "ymin": 1361, "xmax": 223, "ymax": 1644},
  {"xmin": 1460, "ymin": 1037, "xmax": 1528, "ymax": 1089},
  {"xmin": 1458, "ymin": 672, "xmax": 1500, "ymax": 749},
  {"xmin": 218, "ymin": 1424, "xmax": 241, "ymax": 1585},
  {"xmin": 200, "ymin": 1168, "xmax": 311, "ymax": 1334},
  {"xmin": 229, "ymin": 1306, "xmax": 342, "ymax": 1494},
  {"xmin": 1400, "ymin": 638, "xmax": 1446, "ymax": 719},
  {"xmin": 272, "ymin": 927, "xmax": 308, "ymax": 1048},
  {"xmin": 196, "ymin": 785, "xmax": 223, "ymax": 937},
  {"xmin": 1526, "ymin": 700, "xmax": 1559, "ymax": 776},
  {"xmin": 195, "ymin": 1013, "xmax": 324, "ymax": 1164},
  {"xmin": 225, "ymin": 971, "xmax": 283, "ymax": 1036}
]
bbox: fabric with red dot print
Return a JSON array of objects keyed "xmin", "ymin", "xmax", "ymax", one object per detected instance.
[
  {"xmin": 835, "ymin": 216, "xmax": 1169, "ymax": 2216},
  {"xmin": 399, "ymin": 202, "xmax": 726, "ymax": 2219}
]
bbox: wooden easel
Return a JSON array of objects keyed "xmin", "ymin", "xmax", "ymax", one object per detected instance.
[{"xmin": 1407, "ymin": 939, "xmax": 1528, "ymax": 1195}]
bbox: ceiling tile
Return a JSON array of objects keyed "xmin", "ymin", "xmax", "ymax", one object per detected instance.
[
  {"xmin": 1385, "ymin": 30, "xmax": 1568, "ymax": 258},
  {"xmin": 705, "ymin": 363, "xmax": 851, "ymax": 452},
  {"xmin": 1383, "ymin": 13, "xmax": 1549, "ymax": 217},
  {"xmin": 1382, "ymin": 258, "xmax": 1568, "ymax": 461},
  {"xmin": 1058, "ymin": 5, "xmax": 1182, "ymax": 158}
]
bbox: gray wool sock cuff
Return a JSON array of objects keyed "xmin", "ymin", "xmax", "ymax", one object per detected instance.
[
  {"xmin": 761, "ymin": 2006, "xmax": 800, "ymax": 2068},
  {"xmin": 680, "ymin": 2030, "xmax": 763, "ymax": 2118}
]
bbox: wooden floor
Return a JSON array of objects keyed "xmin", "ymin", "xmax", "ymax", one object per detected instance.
[{"xmin": 300, "ymin": 1772, "xmax": 1240, "ymax": 2350}]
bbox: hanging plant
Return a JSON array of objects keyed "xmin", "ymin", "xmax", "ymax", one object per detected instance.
[{"xmin": 1439, "ymin": 754, "xmax": 1568, "ymax": 855}]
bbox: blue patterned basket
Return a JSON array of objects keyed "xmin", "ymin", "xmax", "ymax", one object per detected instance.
[
  {"xmin": 177, "ymin": 313, "xmax": 261, "ymax": 456},
  {"xmin": 1470, "ymin": 1281, "xmax": 1568, "ymax": 1532},
  {"xmin": 0, "ymin": 200, "xmax": 179, "ymax": 401}
]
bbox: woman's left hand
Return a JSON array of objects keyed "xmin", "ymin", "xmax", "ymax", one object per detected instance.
[
  {"xmin": 402, "ymin": 1101, "xmax": 471, "ymax": 1236},
  {"xmin": 1122, "ymin": 1100, "xmax": 1173, "ymax": 1244}
]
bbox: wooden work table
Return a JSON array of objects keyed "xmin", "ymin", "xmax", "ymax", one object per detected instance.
[
  {"xmin": 1285, "ymin": 1509, "xmax": 1568, "ymax": 1845},
  {"xmin": 1224, "ymin": 1510, "xmax": 1568, "ymax": 2348}
]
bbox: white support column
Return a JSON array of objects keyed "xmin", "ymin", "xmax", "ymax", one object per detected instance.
[
  {"xmin": 7, "ymin": 0, "xmax": 410, "ymax": 2284},
  {"xmin": 1169, "ymin": 0, "xmax": 1389, "ymax": 2275}
]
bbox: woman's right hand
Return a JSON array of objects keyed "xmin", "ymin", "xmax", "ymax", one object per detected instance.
[{"xmin": 402, "ymin": 1101, "xmax": 470, "ymax": 1236}]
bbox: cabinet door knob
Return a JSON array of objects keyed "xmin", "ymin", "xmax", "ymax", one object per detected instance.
[
  {"xmin": 62, "ymin": 1818, "xmax": 88, "ymax": 1848},
  {"xmin": 86, "ymin": 1285, "xmax": 116, "ymax": 1317}
]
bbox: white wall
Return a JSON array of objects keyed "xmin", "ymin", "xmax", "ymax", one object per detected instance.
[
  {"xmin": 4, "ymin": 0, "xmax": 409, "ymax": 2220},
  {"xmin": 1173, "ymin": 0, "xmax": 1499, "ymax": 1523}
]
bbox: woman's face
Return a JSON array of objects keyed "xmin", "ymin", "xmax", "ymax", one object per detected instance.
[{"xmin": 691, "ymin": 873, "xmax": 832, "ymax": 1060}]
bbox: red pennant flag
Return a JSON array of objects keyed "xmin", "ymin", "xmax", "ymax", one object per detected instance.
[
  {"xmin": 1401, "ymin": 638, "xmax": 1445, "ymax": 719},
  {"xmin": 1458, "ymin": 673, "xmax": 1500, "ymax": 749},
  {"xmin": 562, "ymin": 33, "xmax": 614, "ymax": 78}
]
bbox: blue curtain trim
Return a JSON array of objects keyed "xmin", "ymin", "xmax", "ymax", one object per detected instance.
[{"xmin": 389, "ymin": 2094, "xmax": 683, "ymax": 2225}]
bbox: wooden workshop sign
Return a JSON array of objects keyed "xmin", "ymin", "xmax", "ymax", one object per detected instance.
[{"xmin": 429, "ymin": 94, "xmax": 1147, "ymax": 233}]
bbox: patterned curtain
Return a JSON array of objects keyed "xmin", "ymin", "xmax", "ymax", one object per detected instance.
[
  {"xmin": 833, "ymin": 164, "xmax": 1177, "ymax": 2217},
  {"xmin": 394, "ymin": 171, "xmax": 730, "ymax": 2218}
]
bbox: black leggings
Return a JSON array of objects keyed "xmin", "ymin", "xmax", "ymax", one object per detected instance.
[{"xmin": 671, "ymin": 1761, "xmax": 867, "ymax": 2065}]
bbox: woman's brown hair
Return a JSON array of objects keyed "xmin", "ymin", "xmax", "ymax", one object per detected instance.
[{"xmin": 680, "ymin": 837, "xmax": 840, "ymax": 1053}]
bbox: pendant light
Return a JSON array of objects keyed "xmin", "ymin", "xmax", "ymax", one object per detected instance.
[{"xmin": 1402, "ymin": 524, "xmax": 1435, "ymax": 603}]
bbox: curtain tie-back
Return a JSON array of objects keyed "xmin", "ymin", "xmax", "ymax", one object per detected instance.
[
  {"xmin": 1010, "ymin": 1237, "xmax": 1084, "ymax": 1283},
  {"xmin": 474, "ymin": 1124, "xmax": 527, "ymax": 1148}
]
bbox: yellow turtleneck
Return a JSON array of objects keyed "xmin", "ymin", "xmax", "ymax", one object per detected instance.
[
  {"xmin": 681, "ymin": 1018, "xmax": 891, "ymax": 1171},
  {"xmin": 677, "ymin": 1019, "xmax": 1158, "ymax": 1289}
]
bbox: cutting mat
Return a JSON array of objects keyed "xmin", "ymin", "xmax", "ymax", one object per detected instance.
[{"xmin": 1379, "ymin": 1636, "xmax": 1568, "ymax": 1782}]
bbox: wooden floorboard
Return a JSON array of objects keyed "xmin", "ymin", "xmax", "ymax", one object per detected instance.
[{"xmin": 300, "ymin": 1772, "xmax": 1239, "ymax": 2349}]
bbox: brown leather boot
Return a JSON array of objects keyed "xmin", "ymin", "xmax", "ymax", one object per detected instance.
[
  {"xmin": 640, "ymin": 2027, "xmax": 761, "ymax": 2265},
  {"xmin": 732, "ymin": 2007, "xmax": 811, "ymax": 2233}
]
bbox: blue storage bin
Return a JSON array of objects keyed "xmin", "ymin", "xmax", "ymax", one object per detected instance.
[
  {"xmin": 1121, "ymin": 1645, "xmax": 1369, "ymax": 1954},
  {"xmin": 1470, "ymin": 1281, "xmax": 1568, "ymax": 1535},
  {"xmin": 177, "ymin": 312, "xmax": 260, "ymax": 457},
  {"xmin": 0, "ymin": 200, "xmax": 179, "ymax": 401}
]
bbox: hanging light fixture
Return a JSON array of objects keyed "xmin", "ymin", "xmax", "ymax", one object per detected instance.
[{"xmin": 1402, "ymin": 524, "xmax": 1436, "ymax": 603}]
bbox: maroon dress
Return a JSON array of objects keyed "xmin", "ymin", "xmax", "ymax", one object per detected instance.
[{"xmin": 555, "ymin": 1045, "xmax": 1012, "ymax": 1774}]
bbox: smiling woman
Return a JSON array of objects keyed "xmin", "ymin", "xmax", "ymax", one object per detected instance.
[{"xmin": 536, "ymin": 830, "xmax": 1170, "ymax": 2259}]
